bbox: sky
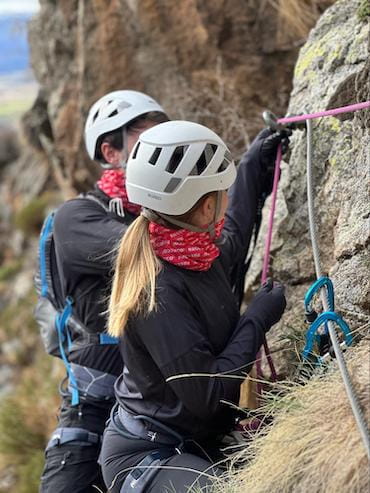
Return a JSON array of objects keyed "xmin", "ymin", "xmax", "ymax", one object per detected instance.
[{"xmin": 0, "ymin": 0, "xmax": 39, "ymax": 15}]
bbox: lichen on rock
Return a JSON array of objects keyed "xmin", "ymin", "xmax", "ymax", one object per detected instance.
[{"xmin": 245, "ymin": 0, "xmax": 370, "ymax": 377}]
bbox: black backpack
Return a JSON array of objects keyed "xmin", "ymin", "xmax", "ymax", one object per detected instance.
[{"xmin": 34, "ymin": 196, "xmax": 119, "ymax": 405}]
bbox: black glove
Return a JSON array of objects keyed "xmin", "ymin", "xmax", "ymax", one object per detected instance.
[
  {"xmin": 259, "ymin": 128, "xmax": 292, "ymax": 196},
  {"xmin": 242, "ymin": 279, "xmax": 286, "ymax": 333}
]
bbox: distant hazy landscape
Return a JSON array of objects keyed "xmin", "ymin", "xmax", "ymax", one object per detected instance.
[{"xmin": 0, "ymin": 9, "xmax": 38, "ymax": 121}]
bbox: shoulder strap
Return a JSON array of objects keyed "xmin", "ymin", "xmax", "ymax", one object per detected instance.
[
  {"xmin": 36, "ymin": 211, "xmax": 57, "ymax": 301},
  {"xmin": 81, "ymin": 192, "xmax": 110, "ymax": 212}
]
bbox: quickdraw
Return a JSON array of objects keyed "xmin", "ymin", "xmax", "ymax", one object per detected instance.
[{"xmin": 302, "ymin": 276, "xmax": 352, "ymax": 363}]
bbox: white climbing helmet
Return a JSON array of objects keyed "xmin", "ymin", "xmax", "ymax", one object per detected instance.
[
  {"xmin": 84, "ymin": 90, "xmax": 166, "ymax": 160},
  {"xmin": 126, "ymin": 120, "xmax": 236, "ymax": 215}
]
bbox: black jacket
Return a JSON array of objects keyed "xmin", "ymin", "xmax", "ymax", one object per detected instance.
[
  {"xmin": 115, "ymin": 132, "xmax": 268, "ymax": 439},
  {"xmin": 52, "ymin": 187, "xmax": 136, "ymax": 432}
]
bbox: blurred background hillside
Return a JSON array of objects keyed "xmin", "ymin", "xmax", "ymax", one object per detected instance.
[
  {"xmin": 0, "ymin": 0, "xmax": 38, "ymax": 120},
  {"xmin": 0, "ymin": 1, "xmax": 368, "ymax": 492}
]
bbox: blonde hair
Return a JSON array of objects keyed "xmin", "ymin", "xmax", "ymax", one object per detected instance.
[
  {"xmin": 108, "ymin": 215, "xmax": 161, "ymax": 337},
  {"xmin": 108, "ymin": 191, "xmax": 218, "ymax": 337}
]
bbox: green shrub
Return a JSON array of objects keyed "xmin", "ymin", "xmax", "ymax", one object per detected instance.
[
  {"xmin": 17, "ymin": 450, "xmax": 45, "ymax": 493},
  {"xmin": 0, "ymin": 260, "xmax": 22, "ymax": 282},
  {"xmin": 0, "ymin": 398, "xmax": 45, "ymax": 458},
  {"xmin": 0, "ymin": 353, "xmax": 61, "ymax": 493},
  {"xmin": 13, "ymin": 193, "xmax": 53, "ymax": 236}
]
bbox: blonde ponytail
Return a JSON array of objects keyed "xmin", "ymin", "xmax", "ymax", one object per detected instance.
[{"xmin": 108, "ymin": 215, "xmax": 161, "ymax": 337}]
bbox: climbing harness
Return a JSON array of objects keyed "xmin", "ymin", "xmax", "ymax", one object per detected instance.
[
  {"xmin": 108, "ymin": 403, "xmax": 183, "ymax": 492},
  {"xmin": 258, "ymin": 100, "xmax": 370, "ymax": 458},
  {"xmin": 45, "ymin": 427, "xmax": 101, "ymax": 452}
]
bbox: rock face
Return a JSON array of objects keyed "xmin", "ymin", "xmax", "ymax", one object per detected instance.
[
  {"xmin": 25, "ymin": 0, "xmax": 332, "ymax": 196},
  {"xmin": 245, "ymin": 0, "xmax": 369, "ymax": 373},
  {"xmin": 0, "ymin": 124, "xmax": 19, "ymax": 170}
]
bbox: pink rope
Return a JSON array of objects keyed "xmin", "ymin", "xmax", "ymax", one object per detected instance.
[
  {"xmin": 255, "ymin": 100, "xmax": 370, "ymax": 394},
  {"xmin": 255, "ymin": 145, "xmax": 282, "ymax": 393},
  {"xmin": 261, "ymin": 144, "xmax": 283, "ymax": 284},
  {"xmin": 278, "ymin": 100, "xmax": 370, "ymax": 125}
]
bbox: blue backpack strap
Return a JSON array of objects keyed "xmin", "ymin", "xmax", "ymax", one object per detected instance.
[
  {"xmin": 39, "ymin": 212, "xmax": 55, "ymax": 298},
  {"xmin": 99, "ymin": 333, "xmax": 119, "ymax": 344},
  {"xmin": 55, "ymin": 297, "xmax": 80, "ymax": 406}
]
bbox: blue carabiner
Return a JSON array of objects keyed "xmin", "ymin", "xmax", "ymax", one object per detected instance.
[
  {"xmin": 304, "ymin": 277, "xmax": 335, "ymax": 313},
  {"xmin": 302, "ymin": 311, "xmax": 353, "ymax": 360}
]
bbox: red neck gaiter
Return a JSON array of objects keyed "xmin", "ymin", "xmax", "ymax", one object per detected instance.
[
  {"xmin": 149, "ymin": 219, "xmax": 224, "ymax": 271},
  {"xmin": 97, "ymin": 169, "xmax": 141, "ymax": 216}
]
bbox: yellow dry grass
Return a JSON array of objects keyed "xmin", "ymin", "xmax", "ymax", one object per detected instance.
[{"xmin": 228, "ymin": 339, "xmax": 370, "ymax": 493}]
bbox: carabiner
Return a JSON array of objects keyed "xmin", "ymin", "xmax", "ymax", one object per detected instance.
[{"xmin": 302, "ymin": 311, "xmax": 353, "ymax": 361}]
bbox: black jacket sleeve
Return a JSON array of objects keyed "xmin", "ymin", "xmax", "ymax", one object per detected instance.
[
  {"xmin": 53, "ymin": 198, "xmax": 128, "ymax": 276},
  {"xmin": 135, "ymin": 283, "xmax": 264, "ymax": 421},
  {"xmin": 219, "ymin": 129, "xmax": 271, "ymax": 283}
]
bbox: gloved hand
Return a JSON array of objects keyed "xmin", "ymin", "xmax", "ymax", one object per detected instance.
[
  {"xmin": 259, "ymin": 128, "xmax": 292, "ymax": 196},
  {"xmin": 242, "ymin": 278, "xmax": 286, "ymax": 333}
]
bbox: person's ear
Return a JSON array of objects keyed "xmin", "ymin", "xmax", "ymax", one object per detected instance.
[
  {"xmin": 199, "ymin": 195, "xmax": 216, "ymax": 224},
  {"xmin": 101, "ymin": 142, "xmax": 122, "ymax": 166}
]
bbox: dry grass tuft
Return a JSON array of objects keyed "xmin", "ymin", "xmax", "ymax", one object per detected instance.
[
  {"xmin": 219, "ymin": 339, "xmax": 370, "ymax": 493},
  {"xmin": 268, "ymin": 0, "xmax": 336, "ymax": 41}
]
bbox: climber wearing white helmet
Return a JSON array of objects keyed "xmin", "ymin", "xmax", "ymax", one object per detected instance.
[
  {"xmin": 100, "ymin": 120, "xmax": 287, "ymax": 492},
  {"xmin": 38, "ymin": 90, "xmax": 169, "ymax": 493}
]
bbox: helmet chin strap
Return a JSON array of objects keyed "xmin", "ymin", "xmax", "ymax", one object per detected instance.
[{"xmin": 141, "ymin": 191, "xmax": 222, "ymax": 239}]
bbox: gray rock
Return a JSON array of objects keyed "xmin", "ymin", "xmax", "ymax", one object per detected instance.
[
  {"xmin": 245, "ymin": 0, "xmax": 370, "ymax": 375},
  {"xmin": 0, "ymin": 124, "xmax": 19, "ymax": 170}
]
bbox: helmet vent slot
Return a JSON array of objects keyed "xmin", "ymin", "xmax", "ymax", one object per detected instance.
[
  {"xmin": 190, "ymin": 143, "xmax": 218, "ymax": 175},
  {"xmin": 164, "ymin": 177, "xmax": 182, "ymax": 193},
  {"xmin": 108, "ymin": 109, "xmax": 118, "ymax": 117},
  {"xmin": 217, "ymin": 158, "xmax": 230, "ymax": 173},
  {"xmin": 149, "ymin": 147, "xmax": 162, "ymax": 165},
  {"xmin": 166, "ymin": 145, "xmax": 188, "ymax": 173},
  {"xmin": 131, "ymin": 142, "xmax": 140, "ymax": 159}
]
